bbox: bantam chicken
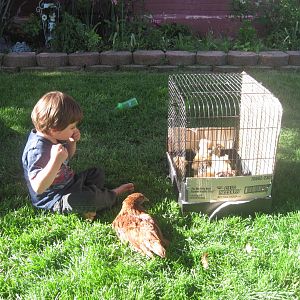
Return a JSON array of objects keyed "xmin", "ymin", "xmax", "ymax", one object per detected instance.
[
  {"xmin": 198, "ymin": 138, "xmax": 213, "ymax": 158},
  {"xmin": 211, "ymin": 154, "xmax": 236, "ymax": 177},
  {"xmin": 212, "ymin": 143, "xmax": 225, "ymax": 157},
  {"xmin": 112, "ymin": 193, "xmax": 169, "ymax": 258},
  {"xmin": 192, "ymin": 138, "xmax": 213, "ymax": 177}
]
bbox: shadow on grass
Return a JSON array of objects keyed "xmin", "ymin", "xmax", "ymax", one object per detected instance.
[
  {"xmin": 271, "ymin": 159, "xmax": 300, "ymax": 213},
  {"xmin": 0, "ymin": 118, "xmax": 29, "ymax": 213}
]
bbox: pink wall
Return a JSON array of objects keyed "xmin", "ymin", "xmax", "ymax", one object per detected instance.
[{"xmin": 132, "ymin": 0, "xmax": 244, "ymax": 37}]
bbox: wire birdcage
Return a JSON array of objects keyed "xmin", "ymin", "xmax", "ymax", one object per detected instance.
[{"xmin": 167, "ymin": 72, "xmax": 282, "ymax": 217}]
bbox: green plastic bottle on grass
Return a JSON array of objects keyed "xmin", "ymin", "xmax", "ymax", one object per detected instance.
[{"xmin": 115, "ymin": 98, "xmax": 138, "ymax": 110}]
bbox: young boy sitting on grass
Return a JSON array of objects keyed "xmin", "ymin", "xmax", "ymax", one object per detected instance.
[{"xmin": 22, "ymin": 91, "xmax": 134, "ymax": 220}]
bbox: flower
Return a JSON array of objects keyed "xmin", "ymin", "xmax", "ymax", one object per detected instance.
[{"xmin": 111, "ymin": 0, "xmax": 118, "ymax": 5}]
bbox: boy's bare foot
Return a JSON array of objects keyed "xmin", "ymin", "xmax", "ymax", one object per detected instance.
[
  {"xmin": 113, "ymin": 183, "xmax": 134, "ymax": 196},
  {"xmin": 83, "ymin": 211, "xmax": 97, "ymax": 222}
]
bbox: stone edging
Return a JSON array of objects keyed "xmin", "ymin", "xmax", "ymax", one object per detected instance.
[{"xmin": 1, "ymin": 50, "xmax": 300, "ymax": 72}]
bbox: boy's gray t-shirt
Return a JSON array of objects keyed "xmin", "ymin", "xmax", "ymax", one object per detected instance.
[{"xmin": 22, "ymin": 130, "xmax": 74, "ymax": 210}]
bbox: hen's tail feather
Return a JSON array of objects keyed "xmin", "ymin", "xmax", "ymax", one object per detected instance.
[
  {"xmin": 144, "ymin": 240, "xmax": 166, "ymax": 258},
  {"xmin": 139, "ymin": 244, "xmax": 155, "ymax": 258}
]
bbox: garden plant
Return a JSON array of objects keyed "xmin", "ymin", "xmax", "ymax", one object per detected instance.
[{"xmin": 1, "ymin": 0, "xmax": 300, "ymax": 53}]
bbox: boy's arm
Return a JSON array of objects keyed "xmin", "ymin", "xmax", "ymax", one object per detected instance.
[
  {"xmin": 65, "ymin": 128, "xmax": 81, "ymax": 159},
  {"xmin": 30, "ymin": 144, "xmax": 68, "ymax": 194},
  {"xmin": 65, "ymin": 140, "xmax": 77, "ymax": 159}
]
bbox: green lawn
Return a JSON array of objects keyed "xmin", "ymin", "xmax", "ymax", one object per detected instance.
[{"xmin": 0, "ymin": 70, "xmax": 299, "ymax": 300}]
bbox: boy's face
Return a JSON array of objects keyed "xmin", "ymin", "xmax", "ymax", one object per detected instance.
[{"xmin": 49, "ymin": 122, "xmax": 78, "ymax": 141}]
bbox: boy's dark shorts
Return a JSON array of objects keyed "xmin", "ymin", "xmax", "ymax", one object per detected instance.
[{"xmin": 52, "ymin": 167, "xmax": 116, "ymax": 214}]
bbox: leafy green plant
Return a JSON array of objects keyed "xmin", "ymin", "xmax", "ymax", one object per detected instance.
[
  {"xmin": 265, "ymin": 24, "xmax": 300, "ymax": 51},
  {"xmin": 104, "ymin": 0, "xmax": 131, "ymax": 51},
  {"xmin": 105, "ymin": 17, "xmax": 203, "ymax": 52},
  {"xmin": 232, "ymin": 19, "xmax": 263, "ymax": 51},
  {"xmin": 129, "ymin": 33, "xmax": 136, "ymax": 51},
  {"xmin": 282, "ymin": 21, "xmax": 300, "ymax": 50},
  {"xmin": 198, "ymin": 31, "xmax": 219, "ymax": 50},
  {"xmin": 231, "ymin": 0, "xmax": 300, "ymax": 50},
  {"xmin": 22, "ymin": 14, "xmax": 43, "ymax": 49},
  {"xmin": 105, "ymin": 16, "xmax": 163, "ymax": 51},
  {"xmin": 170, "ymin": 34, "xmax": 199, "ymax": 51},
  {"xmin": 196, "ymin": 31, "xmax": 232, "ymax": 52},
  {"xmin": 160, "ymin": 22, "xmax": 191, "ymax": 39},
  {"xmin": 70, "ymin": 0, "xmax": 95, "ymax": 28},
  {"xmin": 236, "ymin": 20, "xmax": 257, "ymax": 44},
  {"xmin": 52, "ymin": 12, "xmax": 102, "ymax": 53},
  {"xmin": 84, "ymin": 26, "xmax": 103, "ymax": 51},
  {"xmin": 140, "ymin": 25, "xmax": 166, "ymax": 50},
  {"xmin": 258, "ymin": 0, "xmax": 300, "ymax": 35},
  {"xmin": 3, "ymin": 0, "xmax": 300, "ymax": 52},
  {"xmin": 158, "ymin": 23, "xmax": 198, "ymax": 51}
]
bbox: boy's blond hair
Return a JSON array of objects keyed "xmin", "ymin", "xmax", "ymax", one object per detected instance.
[{"xmin": 31, "ymin": 91, "xmax": 83, "ymax": 133}]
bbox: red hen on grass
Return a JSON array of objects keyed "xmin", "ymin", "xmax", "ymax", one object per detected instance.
[{"xmin": 112, "ymin": 193, "xmax": 169, "ymax": 258}]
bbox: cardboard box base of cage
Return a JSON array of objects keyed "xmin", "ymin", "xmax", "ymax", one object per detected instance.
[{"xmin": 179, "ymin": 196, "xmax": 272, "ymax": 219}]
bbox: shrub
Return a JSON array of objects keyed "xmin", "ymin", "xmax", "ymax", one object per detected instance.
[
  {"xmin": 232, "ymin": 19, "xmax": 264, "ymax": 51},
  {"xmin": 231, "ymin": 0, "xmax": 300, "ymax": 51},
  {"xmin": 22, "ymin": 14, "xmax": 43, "ymax": 49},
  {"xmin": 3, "ymin": 0, "xmax": 300, "ymax": 52},
  {"xmin": 52, "ymin": 12, "xmax": 102, "ymax": 53}
]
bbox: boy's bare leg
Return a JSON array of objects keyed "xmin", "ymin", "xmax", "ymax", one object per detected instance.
[
  {"xmin": 83, "ymin": 183, "xmax": 134, "ymax": 221},
  {"xmin": 112, "ymin": 183, "xmax": 134, "ymax": 196}
]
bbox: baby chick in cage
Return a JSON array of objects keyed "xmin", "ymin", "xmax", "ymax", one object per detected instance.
[
  {"xmin": 192, "ymin": 140, "xmax": 236, "ymax": 178},
  {"xmin": 211, "ymin": 153, "xmax": 236, "ymax": 177},
  {"xmin": 211, "ymin": 143, "xmax": 236, "ymax": 177},
  {"xmin": 191, "ymin": 139, "xmax": 213, "ymax": 176}
]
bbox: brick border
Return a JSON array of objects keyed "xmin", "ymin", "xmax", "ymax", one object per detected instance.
[
  {"xmin": 3, "ymin": 52, "xmax": 36, "ymax": 68},
  {"xmin": 0, "ymin": 50, "xmax": 299, "ymax": 72},
  {"xmin": 36, "ymin": 53, "xmax": 68, "ymax": 68}
]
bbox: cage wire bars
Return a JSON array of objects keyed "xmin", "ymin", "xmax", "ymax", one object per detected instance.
[{"xmin": 167, "ymin": 72, "xmax": 282, "ymax": 217}]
